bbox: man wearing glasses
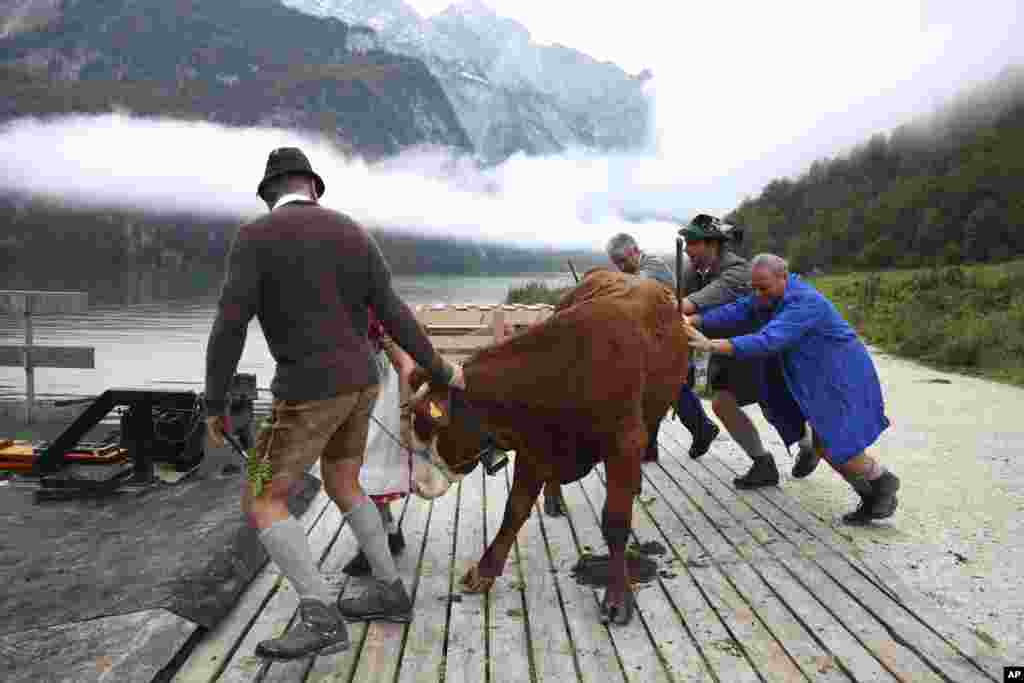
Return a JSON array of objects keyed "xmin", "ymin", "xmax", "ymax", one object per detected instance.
[{"xmin": 685, "ymin": 254, "xmax": 900, "ymax": 524}]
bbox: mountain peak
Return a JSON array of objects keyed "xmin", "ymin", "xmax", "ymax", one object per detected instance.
[{"xmin": 442, "ymin": 0, "xmax": 496, "ymax": 17}]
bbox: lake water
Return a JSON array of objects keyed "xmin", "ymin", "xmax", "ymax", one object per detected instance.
[{"xmin": 0, "ymin": 272, "xmax": 575, "ymax": 403}]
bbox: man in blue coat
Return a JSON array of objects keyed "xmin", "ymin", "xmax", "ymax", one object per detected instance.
[{"xmin": 684, "ymin": 253, "xmax": 901, "ymax": 524}]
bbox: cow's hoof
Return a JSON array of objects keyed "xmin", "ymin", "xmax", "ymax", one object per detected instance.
[
  {"xmin": 599, "ymin": 589, "xmax": 635, "ymax": 626},
  {"xmin": 460, "ymin": 565, "xmax": 496, "ymax": 593},
  {"xmin": 544, "ymin": 494, "xmax": 565, "ymax": 517}
]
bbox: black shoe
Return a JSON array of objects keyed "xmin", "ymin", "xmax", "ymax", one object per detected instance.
[
  {"xmin": 842, "ymin": 472, "xmax": 901, "ymax": 525},
  {"xmin": 791, "ymin": 445, "xmax": 821, "ymax": 478},
  {"xmin": 544, "ymin": 490, "xmax": 566, "ymax": 517},
  {"xmin": 338, "ymin": 578, "xmax": 414, "ymax": 623},
  {"xmin": 733, "ymin": 456, "xmax": 779, "ymax": 489},
  {"xmin": 342, "ymin": 551, "xmax": 371, "ymax": 577},
  {"xmin": 478, "ymin": 443, "xmax": 510, "ymax": 475},
  {"xmin": 388, "ymin": 529, "xmax": 406, "ymax": 555},
  {"xmin": 689, "ymin": 422, "xmax": 720, "ymax": 459},
  {"xmin": 255, "ymin": 599, "xmax": 349, "ymax": 660},
  {"xmin": 343, "ymin": 530, "xmax": 406, "ymax": 576}
]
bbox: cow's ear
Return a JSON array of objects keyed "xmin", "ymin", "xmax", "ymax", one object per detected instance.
[
  {"xmin": 412, "ymin": 390, "xmax": 451, "ymax": 437},
  {"xmin": 412, "ymin": 411, "xmax": 437, "ymax": 444}
]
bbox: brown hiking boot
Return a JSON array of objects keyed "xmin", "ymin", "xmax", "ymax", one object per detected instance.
[
  {"xmin": 843, "ymin": 472, "xmax": 900, "ymax": 525},
  {"xmin": 733, "ymin": 456, "xmax": 779, "ymax": 489},
  {"xmin": 254, "ymin": 599, "xmax": 349, "ymax": 660},
  {"xmin": 338, "ymin": 578, "xmax": 413, "ymax": 623}
]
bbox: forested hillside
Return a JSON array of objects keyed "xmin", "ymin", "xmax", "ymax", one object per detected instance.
[
  {"xmin": 0, "ymin": 193, "xmax": 600, "ymax": 305},
  {"xmin": 727, "ymin": 66, "xmax": 1024, "ymax": 271}
]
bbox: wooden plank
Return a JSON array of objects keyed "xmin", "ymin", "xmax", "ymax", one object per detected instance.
[
  {"xmin": 576, "ymin": 473, "xmax": 715, "ymax": 683},
  {"xmin": 260, "ymin": 496, "xmax": 395, "ymax": 682},
  {"xmin": 655, "ymin": 428, "xmax": 934, "ymax": 683},
  {"xmin": 0, "ymin": 345, "xmax": 95, "ymax": 369},
  {"xmin": 441, "ymin": 468, "xmax": 488, "ymax": 683},
  {"xmin": 172, "ymin": 476, "xmax": 334, "ymax": 682},
  {"xmin": 482, "ymin": 464, "xmax": 532, "ymax": 683},
  {"xmin": 515, "ymin": 475, "xmax": 580, "ymax": 682},
  {"xmin": 213, "ymin": 499, "xmax": 345, "ymax": 682},
  {"xmin": 424, "ymin": 324, "xmax": 493, "ymax": 335},
  {"xmin": 428, "ymin": 336, "xmax": 492, "ymax": 355},
  {"xmin": 535, "ymin": 480, "xmax": 628, "ymax": 682},
  {"xmin": 301, "ymin": 497, "xmax": 430, "ymax": 683},
  {"xmin": 639, "ymin": 453, "xmax": 883, "ymax": 683},
  {"xmin": 348, "ymin": 494, "xmax": 435, "ymax": 683},
  {"xmin": 391, "ymin": 489, "xmax": 456, "ymax": 682},
  {"xmin": 628, "ymin": 498, "xmax": 762, "ymax": 683},
  {"xmin": 609, "ymin": 454, "xmax": 804, "ymax": 683},
  {"xmin": 287, "ymin": 512, "xmax": 367, "ymax": 683},
  {"xmin": 668, "ymin": 422, "xmax": 1007, "ymax": 680},
  {"xmin": 661, "ymin": 422, "xmax": 1002, "ymax": 681},
  {"xmin": 635, "ymin": 460, "xmax": 844, "ymax": 683},
  {"xmin": 0, "ymin": 609, "xmax": 196, "ymax": 683},
  {"xmin": 0, "ymin": 290, "xmax": 88, "ymax": 315},
  {"xmin": 562, "ymin": 473, "xmax": 673, "ymax": 683},
  {"xmin": 588, "ymin": 459, "xmax": 760, "ymax": 683}
]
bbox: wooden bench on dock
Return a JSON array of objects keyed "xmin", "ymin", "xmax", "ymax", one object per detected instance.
[{"xmin": 416, "ymin": 303, "xmax": 555, "ymax": 358}]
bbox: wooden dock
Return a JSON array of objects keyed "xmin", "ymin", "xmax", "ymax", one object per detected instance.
[
  {"xmin": 2, "ymin": 303, "xmax": 1010, "ymax": 681},
  {"xmin": 167, "ymin": 417, "xmax": 1006, "ymax": 683}
]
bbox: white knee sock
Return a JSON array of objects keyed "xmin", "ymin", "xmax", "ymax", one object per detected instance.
[
  {"xmin": 260, "ymin": 517, "xmax": 334, "ymax": 604},
  {"xmin": 348, "ymin": 500, "xmax": 400, "ymax": 584},
  {"xmin": 377, "ymin": 501, "xmax": 398, "ymax": 534}
]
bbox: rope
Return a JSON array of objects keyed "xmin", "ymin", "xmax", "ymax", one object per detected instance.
[{"xmin": 368, "ymin": 413, "xmax": 434, "ymax": 491}]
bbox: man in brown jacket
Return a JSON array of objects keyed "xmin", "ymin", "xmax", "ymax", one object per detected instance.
[{"xmin": 204, "ymin": 147, "xmax": 464, "ymax": 660}]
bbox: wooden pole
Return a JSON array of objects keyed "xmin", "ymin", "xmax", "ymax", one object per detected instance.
[
  {"xmin": 492, "ymin": 308, "xmax": 507, "ymax": 342},
  {"xmin": 675, "ymin": 237, "xmax": 684, "ymax": 315},
  {"xmin": 0, "ymin": 291, "xmax": 92, "ymax": 424},
  {"xmin": 24, "ymin": 305, "xmax": 34, "ymax": 424}
]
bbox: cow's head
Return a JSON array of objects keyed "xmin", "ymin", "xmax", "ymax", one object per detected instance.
[{"xmin": 408, "ymin": 367, "xmax": 488, "ymax": 483}]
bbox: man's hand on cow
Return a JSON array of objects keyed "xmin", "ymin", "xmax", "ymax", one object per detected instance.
[
  {"xmin": 685, "ymin": 326, "xmax": 716, "ymax": 353},
  {"xmin": 447, "ymin": 360, "xmax": 466, "ymax": 390}
]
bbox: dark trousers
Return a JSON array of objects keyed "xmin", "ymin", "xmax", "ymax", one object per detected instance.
[{"xmin": 676, "ymin": 380, "xmax": 715, "ymax": 439}]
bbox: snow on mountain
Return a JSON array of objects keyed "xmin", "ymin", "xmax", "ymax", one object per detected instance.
[{"xmin": 281, "ymin": 0, "xmax": 651, "ymax": 163}]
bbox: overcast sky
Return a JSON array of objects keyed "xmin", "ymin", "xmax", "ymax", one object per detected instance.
[
  {"xmin": 1, "ymin": 0, "xmax": 1021, "ymax": 253},
  {"xmin": 406, "ymin": 0, "xmax": 1022, "ymax": 190}
]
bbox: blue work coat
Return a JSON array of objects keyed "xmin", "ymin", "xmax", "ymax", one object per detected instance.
[{"xmin": 702, "ymin": 275, "xmax": 889, "ymax": 460}]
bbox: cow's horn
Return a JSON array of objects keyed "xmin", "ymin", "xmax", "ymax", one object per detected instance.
[{"xmin": 411, "ymin": 382, "xmax": 431, "ymax": 402}]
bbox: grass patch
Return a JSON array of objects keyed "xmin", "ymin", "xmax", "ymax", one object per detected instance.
[
  {"xmin": 505, "ymin": 281, "xmax": 573, "ymax": 306},
  {"xmin": 812, "ymin": 259, "xmax": 1024, "ymax": 387}
]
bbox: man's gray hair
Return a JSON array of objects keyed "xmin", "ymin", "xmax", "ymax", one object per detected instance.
[
  {"xmin": 751, "ymin": 253, "xmax": 789, "ymax": 275},
  {"xmin": 606, "ymin": 233, "xmax": 638, "ymax": 259}
]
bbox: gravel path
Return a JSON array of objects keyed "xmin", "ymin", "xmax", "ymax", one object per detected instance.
[{"xmin": 726, "ymin": 348, "xmax": 1024, "ymax": 660}]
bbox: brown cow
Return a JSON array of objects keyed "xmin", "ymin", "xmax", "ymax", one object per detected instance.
[{"xmin": 409, "ymin": 268, "xmax": 689, "ymax": 625}]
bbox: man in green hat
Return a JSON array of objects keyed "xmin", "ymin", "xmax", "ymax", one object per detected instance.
[
  {"xmin": 204, "ymin": 147, "xmax": 465, "ymax": 660},
  {"xmin": 677, "ymin": 214, "xmax": 816, "ymax": 488}
]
